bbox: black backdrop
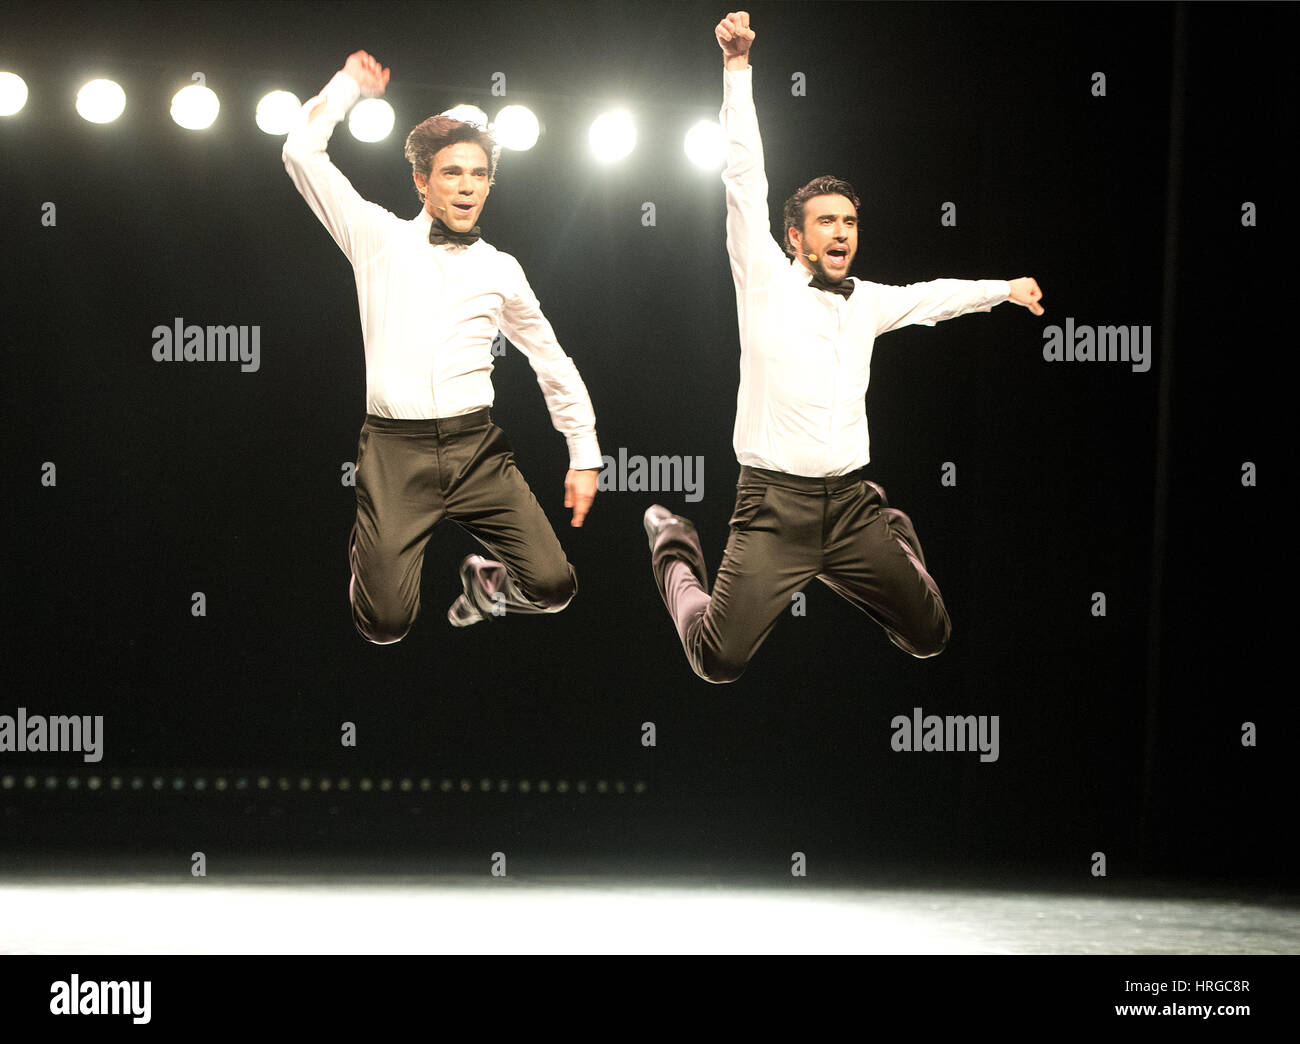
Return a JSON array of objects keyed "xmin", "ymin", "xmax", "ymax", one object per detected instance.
[{"xmin": 0, "ymin": 0, "xmax": 1289, "ymax": 884}]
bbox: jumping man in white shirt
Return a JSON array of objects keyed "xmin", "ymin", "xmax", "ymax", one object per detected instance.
[
  {"xmin": 284, "ymin": 52, "xmax": 602, "ymax": 643},
  {"xmin": 645, "ymin": 13, "xmax": 1046, "ymax": 682}
]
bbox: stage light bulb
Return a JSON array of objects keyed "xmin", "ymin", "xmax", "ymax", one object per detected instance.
[
  {"xmin": 442, "ymin": 103, "xmax": 488, "ymax": 128},
  {"xmin": 0, "ymin": 71, "xmax": 29, "ymax": 116},
  {"xmin": 171, "ymin": 83, "xmax": 219, "ymax": 130},
  {"xmin": 256, "ymin": 90, "xmax": 301, "ymax": 135},
  {"xmin": 76, "ymin": 78, "xmax": 126, "ymax": 124},
  {"xmin": 493, "ymin": 104, "xmax": 540, "ymax": 151},
  {"xmin": 348, "ymin": 97, "xmax": 395, "ymax": 142},
  {"xmin": 589, "ymin": 110, "xmax": 636, "ymax": 162},
  {"xmin": 684, "ymin": 120, "xmax": 726, "ymax": 169}
]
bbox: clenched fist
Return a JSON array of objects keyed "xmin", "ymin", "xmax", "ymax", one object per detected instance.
[
  {"xmin": 716, "ymin": 11, "xmax": 755, "ymax": 68},
  {"xmin": 1008, "ymin": 277, "xmax": 1045, "ymax": 316}
]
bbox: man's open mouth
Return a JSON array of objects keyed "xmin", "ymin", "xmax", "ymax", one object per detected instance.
[{"xmin": 826, "ymin": 247, "xmax": 848, "ymax": 265}]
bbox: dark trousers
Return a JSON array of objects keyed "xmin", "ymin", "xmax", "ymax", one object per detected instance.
[
  {"xmin": 652, "ymin": 466, "xmax": 950, "ymax": 683},
  {"xmin": 348, "ymin": 410, "xmax": 575, "ymax": 644}
]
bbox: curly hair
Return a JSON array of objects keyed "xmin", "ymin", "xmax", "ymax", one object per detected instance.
[
  {"xmin": 403, "ymin": 116, "xmax": 501, "ymax": 202},
  {"xmin": 781, "ymin": 175, "xmax": 861, "ymax": 257}
]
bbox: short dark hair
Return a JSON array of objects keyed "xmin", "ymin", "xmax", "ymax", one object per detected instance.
[
  {"xmin": 404, "ymin": 116, "xmax": 500, "ymax": 202},
  {"xmin": 781, "ymin": 175, "xmax": 861, "ymax": 257}
]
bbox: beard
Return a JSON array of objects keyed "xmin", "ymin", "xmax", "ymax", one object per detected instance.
[{"xmin": 814, "ymin": 249, "xmax": 853, "ymax": 282}]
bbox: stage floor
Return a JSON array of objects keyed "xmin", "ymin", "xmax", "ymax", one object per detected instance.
[{"xmin": 2, "ymin": 875, "xmax": 1296, "ymax": 954}]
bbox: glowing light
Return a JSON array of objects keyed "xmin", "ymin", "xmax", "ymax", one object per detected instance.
[
  {"xmin": 256, "ymin": 90, "xmax": 301, "ymax": 135},
  {"xmin": 75, "ymin": 79, "xmax": 126, "ymax": 124},
  {"xmin": 684, "ymin": 120, "xmax": 726, "ymax": 169},
  {"xmin": 348, "ymin": 97, "xmax": 395, "ymax": 142},
  {"xmin": 492, "ymin": 104, "xmax": 540, "ymax": 151},
  {"xmin": 442, "ymin": 103, "xmax": 488, "ymax": 128},
  {"xmin": 0, "ymin": 71, "xmax": 29, "ymax": 116},
  {"xmin": 588, "ymin": 110, "xmax": 635, "ymax": 162},
  {"xmin": 170, "ymin": 83, "xmax": 219, "ymax": 130}
]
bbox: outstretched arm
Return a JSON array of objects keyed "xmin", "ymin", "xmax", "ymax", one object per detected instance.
[
  {"xmin": 281, "ymin": 50, "xmax": 393, "ymax": 264},
  {"xmin": 873, "ymin": 275, "xmax": 1046, "ymax": 334}
]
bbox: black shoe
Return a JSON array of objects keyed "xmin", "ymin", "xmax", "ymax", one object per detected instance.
[
  {"xmin": 447, "ymin": 554, "xmax": 490, "ymax": 627},
  {"xmin": 643, "ymin": 505, "xmax": 708, "ymax": 589},
  {"xmin": 643, "ymin": 504, "xmax": 685, "ymax": 549}
]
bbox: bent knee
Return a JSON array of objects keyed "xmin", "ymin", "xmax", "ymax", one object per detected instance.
[
  {"xmin": 352, "ymin": 604, "xmax": 415, "ymax": 645},
  {"xmin": 697, "ymin": 650, "xmax": 748, "ymax": 684},
  {"xmin": 355, "ymin": 620, "xmax": 412, "ymax": 645},
  {"xmin": 521, "ymin": 568, "xmax": 577, "ymax": 613},
  {"xmin": 908, "ymin": 616, "xmax": 951, "ymax": 659}
]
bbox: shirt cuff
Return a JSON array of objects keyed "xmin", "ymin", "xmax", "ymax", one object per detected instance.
[
  {"xmin": 566, "ymin": 434, "xmax": 604, "ymax": 472},
  {"xmin": 321, "ymin": 71, "xmax": 361, "ymax": 117}
]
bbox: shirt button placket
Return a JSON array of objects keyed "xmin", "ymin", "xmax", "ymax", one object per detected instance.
[{"xmin": 827, "ymin": 299, "xmax": 843, "ymax": 474}]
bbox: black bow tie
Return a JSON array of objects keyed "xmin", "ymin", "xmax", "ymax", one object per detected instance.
[
  {"xmin": 808, "ymin": 272, "xmax": 854, "ymax": 299},
  {"xmin": 428, "ymin": 217, "xmax": 481, "ymax": 247}
]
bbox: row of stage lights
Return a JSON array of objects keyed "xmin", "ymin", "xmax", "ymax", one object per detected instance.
[
  {"xmin": 1, "ymin": 773, "xmax": 647, "ymax": 795},
  {"xmin": 0, "ymin": 70, "xmax": 729, "ymax": 168}
]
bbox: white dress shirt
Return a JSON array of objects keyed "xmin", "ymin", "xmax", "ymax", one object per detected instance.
[
  {"xmin": 721, "ymin": 67, "xmax": 1010, "ymax": 478},
  {"xmin": 283, "ymin": 72, "xmax": 602, "ymax": 471}
]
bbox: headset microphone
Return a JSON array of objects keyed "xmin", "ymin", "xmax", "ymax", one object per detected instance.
[{"xmin": 804, "ymin": 252, "xmax": 818, "ymax": 262}]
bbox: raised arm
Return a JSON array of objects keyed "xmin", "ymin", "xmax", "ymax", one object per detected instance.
[
  {"xmin": 281, "ymin": 51, "xmax": 394, "ymax": 264},
  {"xmin": 717, "ymin": 12, "xmax": 786, "ymax": 291}
]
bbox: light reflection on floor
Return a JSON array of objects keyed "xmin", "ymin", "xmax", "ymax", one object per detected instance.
[{"xmin": 2, "ymin": 879, "xmax": 1296, "ymax": 954}]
